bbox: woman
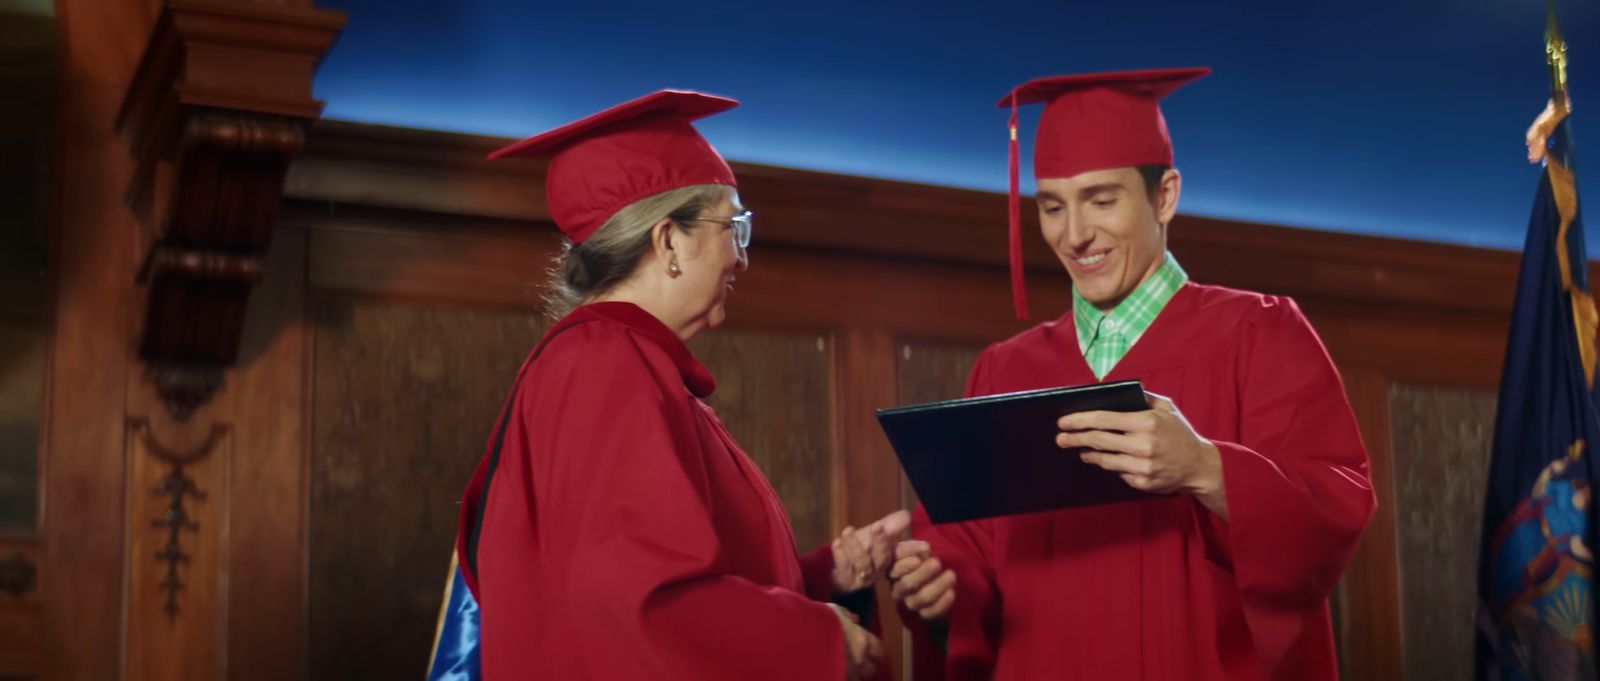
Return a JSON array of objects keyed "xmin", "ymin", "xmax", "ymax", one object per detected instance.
[{"xmin": 454, "ymin": 90, "xmax": 904, "ymax": 680}]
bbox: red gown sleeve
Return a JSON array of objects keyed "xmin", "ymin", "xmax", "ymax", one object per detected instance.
[
  {"xmin": 799, "ymin": 542, "xmax": 836, "ymax": 602},
  {"xmin": 904, "ymin": 348, "xmax": 1005, "ymax": 681},
  {"xmin": 1202, "ymin": 297, "xmax": 1376, "ymax": 673},
  {"xmin": 799, "ymin": 543, "xmax": 893, "ymax": 681},
  {"xmin": 499, "ymin": 329, "xmax": 847, "ymax": 680}
]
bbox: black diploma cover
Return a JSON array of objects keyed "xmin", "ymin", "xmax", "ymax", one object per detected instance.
[{"xmin": 878, "ymin": 380, "xmax": 1154, "ymax": 523}]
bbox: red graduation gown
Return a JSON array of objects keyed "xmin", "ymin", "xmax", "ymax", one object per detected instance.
[
  {"xmin": 911, "ymin": 283, "xmax": 1375, "ymax": 681},
  {"xmin": 456, "ymin": 302, "xmax": 847, "ymax": 680}
]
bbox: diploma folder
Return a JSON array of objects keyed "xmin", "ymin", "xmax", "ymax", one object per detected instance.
[{"xmin": 877, "ymin": 380, "xmax": 1155, "ymax": 523}]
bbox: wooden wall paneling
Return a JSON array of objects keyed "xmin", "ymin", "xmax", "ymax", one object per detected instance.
[
  {"xmin": 293, "ymin": 209, "xmax": 1519, "ymax": 396},
  {"xmin": 1336, "ymin": 369, "xmax": 1404, "ymax": 680},
  {"xmin": 294, "ymin": 208, "xmax": 562, "ymax": 312},
  {"xmin": 689, "ymin": 328, "xmax": 834, "ymax": 552},
  {"xmin": 284, "ymin": 125, "xmax": 546, "ymax": 222},
  {"xmin": 286, "ymin": 125, "xmax": 1529, "ymax": 385},
  {"xmin": 894, "ymin": 342, "xmax": 984, "ymax": 405},
  {"xmin": 221, "ymin": 225, "xmax": 310, "ymax": 680},
  {"xmin": 892, "ymin": 341, "xmax": 981, "ymax": 680},
  {"xmin": 291, "ymin": 121, "xmax": 1561, "ymax": 323},
  {"xmin": 829, "ymin": 330, "xmax": 907, "ymax": 678},
  {"xmin": 729, "ymin": 164, "xmax": 1013, "ymax": 272},
  {"xmin": 308, "ymin": 298, "xmax": 546, "ymax": 681},
  {"xmin": 292, "ymin": 206, "xmax": 1058, "ymax": 346},
  {"xmin": 1169, "ymin": 216, "xmax": 1516, "ymax": 318},
  {"xmin": 1302, "ymin": 298, "xmax": 1508, "ymax": 392},
  {"xmin": 1387, "ymin": 384, "xmax": 1497, "ymax": 681},
  {"xmin": 43, "ymin": 1, "xmax": 159, "ymax": 679},
  {"xmin": 893, "ymin": 342, "xmax": 983, "ymax": 511},
  {"xmin": 725, "ymin": 248, "xmax": 1059, "ymax": 347}
]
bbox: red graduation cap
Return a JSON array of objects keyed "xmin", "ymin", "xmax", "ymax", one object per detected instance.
[
  {"xmin": 998, "ymin": 67, "xmax": 1210, "ymax": 320},
  {"xmin": 489, "ymin": 90, "xmax": 740, "ymax": 244}
]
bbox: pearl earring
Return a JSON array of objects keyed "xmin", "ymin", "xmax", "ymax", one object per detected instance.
[{"xmin": 669, "ymin": 260, "xmax": 681, "ymax": 275}]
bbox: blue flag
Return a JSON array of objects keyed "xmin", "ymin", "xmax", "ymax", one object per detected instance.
[
  {"xmin": 426, "ymin": 553, "xmax": 481, "ymax": 681},
  {"xmin": 1475, "ymin": 90, "xmax": 1598, "ymax": 678}
]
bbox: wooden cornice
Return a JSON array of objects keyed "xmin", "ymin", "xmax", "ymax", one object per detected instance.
[
  {"xmin": 117, "ymin": 1, "xmax": 344, "ymax": 420},
  {"xmin": 118, "ymin": 2, "xmax": 345, "ymax": 218},
  {"xmin": 290, "ymin": 119, "xmax": 1545, "ymax": 320}
]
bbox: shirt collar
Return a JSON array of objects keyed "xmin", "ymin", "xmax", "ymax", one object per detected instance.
[{"xmin": 1072, "ymin": 251, "xmax": 1189, "ymax": 351}]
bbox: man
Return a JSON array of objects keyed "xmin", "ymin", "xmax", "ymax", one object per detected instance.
[{"xmin": 889, "ymin": 68, "xmax": 1375, "ymax": 680}]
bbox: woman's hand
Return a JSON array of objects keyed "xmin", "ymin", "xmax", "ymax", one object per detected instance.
[
  {"xmin": 830, "ymin": 604, "xmax": 884, "ymax": 681},
  {"xmin": 831, "ymin": 510, "xmax": 912, "ymax": 593}
]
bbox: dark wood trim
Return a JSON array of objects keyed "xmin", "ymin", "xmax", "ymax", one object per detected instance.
[
  {"xmin": 830, "ymin": 329, "xmax": 907, "ymax": 676},
  {"xmin": 43, "ymin": 1, "xmax": 151, "ymax": 677},
  {"xmin": 221, "ymin": 225, "xmax": 312, "ymax": 681},
  {"xmin": 1308, "ymin": 298, "xmax": 1509, "ymax": 391},
  {"xmin": 1338, "ymin": 370, "xmax": 1405, "ymax": 680}
]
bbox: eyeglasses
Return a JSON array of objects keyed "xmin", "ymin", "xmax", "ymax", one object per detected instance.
[{"xmin": 679, "ymin": 210, "xmax": 753, "ymax": 248}]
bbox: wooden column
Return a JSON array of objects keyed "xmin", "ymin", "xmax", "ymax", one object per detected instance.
[
  {"xmin": 1337, "ymin": 369, "xmax": 1405, "ymax": 679},
  {"xmin": 44, "ymin": 3, "xmax": 158, "ymax": 678},
  {"xmin": 830, "ymin": 328, "xmax": 911, "ymax": 677},
  {"xmin": 44, "ymin": 1, "xmax": 341, "ymax": 679}
]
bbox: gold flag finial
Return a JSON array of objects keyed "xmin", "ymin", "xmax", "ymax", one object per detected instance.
[
  {"xmin": 1546, "ymin": 1, "xmax": 1569, "ymax": 104},
  {"xmin": 1529, "ymin": 2, "xmax": 1573, "ymax": 164}
]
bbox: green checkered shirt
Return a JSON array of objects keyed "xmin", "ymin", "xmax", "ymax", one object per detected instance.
[{"xmin": 1073, "ymin": 252, "xmax": 1189, "ymax": 380}]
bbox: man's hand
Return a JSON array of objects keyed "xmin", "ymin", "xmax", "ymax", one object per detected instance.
[
  {"xmin": 1057, "ymin": 391, "xmax": 1229, "ymax": 520},
  {"xmin": 889, "ymin": 540, "xmax": 956, "ymax": 621}
]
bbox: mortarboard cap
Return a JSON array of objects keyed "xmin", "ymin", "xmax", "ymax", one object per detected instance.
[
  {"xmin": 490, "ymin": 90, "xmax": 739, "ymax": 244},
  {"xmin": 998, "ymin": 67, "xmax": 1209, "ymax": 319}
]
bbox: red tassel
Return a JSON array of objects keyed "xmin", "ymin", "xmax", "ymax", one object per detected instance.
[{"xmin": 1008, "ymin": 92, "xmax": 1028, "ymax": 321}]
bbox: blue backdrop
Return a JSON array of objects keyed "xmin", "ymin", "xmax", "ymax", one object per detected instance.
[{"xmin": 312, "ymin": 0, "xmax": 1599, "ymax": 251}]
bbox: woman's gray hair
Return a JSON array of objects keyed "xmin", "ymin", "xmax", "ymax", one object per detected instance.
[{"xmin": 543, "ymin": 183, "xmax": 735, "ymax": 318}]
